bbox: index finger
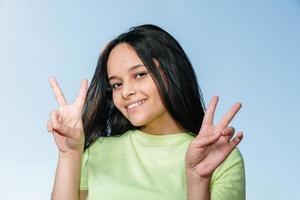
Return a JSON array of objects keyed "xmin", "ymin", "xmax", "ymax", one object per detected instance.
[
  {"xmin": 74, "ymin": 79, "xmax": 89, "ymax": 109},
  {"xmin": 48, "ymin": 76, "xmax": 67, "ymax": 106},
  {"xmin": 217, "ymin": 102, "xmax": 242, "ymax": 130}
]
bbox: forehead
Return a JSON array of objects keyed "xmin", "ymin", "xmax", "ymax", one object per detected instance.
[{"xmin": 107, "ymin": 43, "xmax": 144, "ymax": 75}]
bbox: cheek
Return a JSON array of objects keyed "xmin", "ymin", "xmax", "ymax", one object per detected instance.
[
  {"xmin": 113, "ymin": 93, "xmax": 128, "ymax": 116},
  {"xmin": 149, "ymin": 83, "xmax": 162, "ymax": 101},
  {"xmin": 112, "ymin": 93, "xmax": 121, "ymax": 110}
]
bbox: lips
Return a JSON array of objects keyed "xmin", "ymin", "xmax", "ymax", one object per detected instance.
[{"xmin": 125, "ymin": 99, "xmax": 146, "ymax": 111}]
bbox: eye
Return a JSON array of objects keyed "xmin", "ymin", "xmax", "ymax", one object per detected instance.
[
  {"xmin": 111, "ymin": 83, "xmax": 122, "ymax": 90},
  {"xmin": 134, "ymin": 72, "xmax": 147, "ymax": 79}
]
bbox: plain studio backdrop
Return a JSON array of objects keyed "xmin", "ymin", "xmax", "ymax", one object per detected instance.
[{"xmin": 0, "ymin": 0, "xmax": 299, "ymax": 199}]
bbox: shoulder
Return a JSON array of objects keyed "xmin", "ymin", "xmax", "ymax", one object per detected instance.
[
  {"xmin": 223, "ymin": 148, "xmax": 244, "ymax": 165},
  {"xmin": 210, "ymin": 148, "xmax": 245, "ymax": 199},
  {"xmin": 212, "ymin": 148, "xmax": 245, "ymax": 182}
]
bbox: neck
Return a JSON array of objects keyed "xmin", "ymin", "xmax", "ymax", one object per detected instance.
[{"xmin": 140, "ymin": 115, "xmax": 186, "ymax": 135}]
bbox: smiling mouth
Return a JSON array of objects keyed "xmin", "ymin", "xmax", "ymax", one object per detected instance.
[{"xmin": 126, "ymin": 99, "xmax": 146, "ymax": 111}]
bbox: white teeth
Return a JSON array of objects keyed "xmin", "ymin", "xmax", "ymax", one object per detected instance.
[{"xmin": 127, "ymin": 100, "xmax": 145, "ymax": 110}]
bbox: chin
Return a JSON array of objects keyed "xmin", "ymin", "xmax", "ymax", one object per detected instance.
[
  {"xmin": 128, "ymin": 119, "xmax": 147, "ymax": 127},
  {"xmin": 126, "ymin": 114, "xmax": 151, "ymax": 127}
]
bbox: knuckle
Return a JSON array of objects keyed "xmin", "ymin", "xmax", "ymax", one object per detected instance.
[{"xmin": 52, "ymin": 121, "xmax": 59, "ymax": 129}]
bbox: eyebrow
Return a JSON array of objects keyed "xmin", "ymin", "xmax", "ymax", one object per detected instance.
[{"xmin": 108, "ymin": 64, "xmax": 145, "ymax": 81}]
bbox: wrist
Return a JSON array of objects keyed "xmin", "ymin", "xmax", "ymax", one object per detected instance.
[
  {"xmin": 59, "ymin": 149, "xmax": 83, "ymax": 160},
  {"xmin": 186, "ymin": 168, "xmax": 212, "ymax": 183},
  {"xmin": 186, "ymin": 169, "xmax": 211, "ymax": 200}
]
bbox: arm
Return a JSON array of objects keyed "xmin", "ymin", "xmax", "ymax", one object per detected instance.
[
  {"xmin": 47, "ymin": 77, "xmax": 89, "ymax": 200},
  {"xmin": 52, "ymin": 146, "xmax": 89, "ymax": 200},
  {"xmin": 51, "ymin": 151, "xmax": 83, "ymax": 200},
  {"xmin": 210, "ymin": 148, "xmax": 245, "ymax": 200},
  {"xmin": 186, "ymin": 170, "xmax": 211, "ymax": 200}
]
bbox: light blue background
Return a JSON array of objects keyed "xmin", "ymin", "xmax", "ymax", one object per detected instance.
[{"xmin": 0, "ymin": 0, "xmax": 299, "ymax": 199}]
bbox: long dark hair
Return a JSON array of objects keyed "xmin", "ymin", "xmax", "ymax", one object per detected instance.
[{"xmin": 82, "ymin": 24, "xmax": 206, "ymax": 150}]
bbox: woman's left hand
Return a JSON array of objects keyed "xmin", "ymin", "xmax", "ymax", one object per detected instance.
[{"xmin": 185, "ymin": 96, "xmax": 244, "ymax": 182}]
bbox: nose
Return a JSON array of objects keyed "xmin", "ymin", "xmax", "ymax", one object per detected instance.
[{"xmin": 121, "ymin": 82, "xmax": 136, "ymax": 98}]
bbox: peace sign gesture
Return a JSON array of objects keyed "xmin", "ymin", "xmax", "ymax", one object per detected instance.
[
  {"xmin": 185, "ymin": 96, "xmax": 244, "ymax": 181},
  {"xmin": 47, "ymin": 77, "xmax": 88, "ymax": 154}
]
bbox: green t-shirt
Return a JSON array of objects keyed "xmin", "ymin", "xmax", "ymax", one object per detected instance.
[{"xmin": 80, "ymin": 129, "xmax": 245, "ymax": 200}]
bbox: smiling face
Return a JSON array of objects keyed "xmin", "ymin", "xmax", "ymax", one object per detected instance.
[{"xmin": 107, "ymin": 43, "xmax": 182, "ymax": 135}]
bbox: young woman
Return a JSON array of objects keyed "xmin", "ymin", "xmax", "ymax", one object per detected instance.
[{"xmin": 48, "ymin": 24, "xmax": 245, "ymax": 200}]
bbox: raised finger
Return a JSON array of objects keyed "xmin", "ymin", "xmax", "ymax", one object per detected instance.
[
  {"xmin": 74, "ymin": 79, "xmax": 89, "ymax": 109},
  {"xmin": 49, "ymin": 76, "xmax": 67, "ymax": 106},
  {"xmin": 202, "ymin": 95, "xmax": 219, "ymax": 127},
  {"xmin": 217, "ymin": 102, "xmax": 242, "ymax": 130}
]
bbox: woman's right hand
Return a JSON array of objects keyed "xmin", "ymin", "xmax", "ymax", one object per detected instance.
[{"xmin": 47, "ymin": 77, "xmax": 89, "ymax": 155}]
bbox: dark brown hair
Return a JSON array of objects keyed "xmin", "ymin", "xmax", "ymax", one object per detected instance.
[{"xmin": 82, "ymin": 24, "xmax": 206, "ymax": 149}]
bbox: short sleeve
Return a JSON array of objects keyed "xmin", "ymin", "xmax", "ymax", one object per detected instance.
[
  {"xmin": 80, "ymin": 148, "xmax": 89, "ymax": 190},
  {"xmin": 210, "ymin": 148, "xmax": 246, "ymax": 200}
]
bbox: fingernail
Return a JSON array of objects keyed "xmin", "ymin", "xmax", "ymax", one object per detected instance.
[{"xmin": 237, "ymin": 132, "xmax": 243, "ymax": 139}]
